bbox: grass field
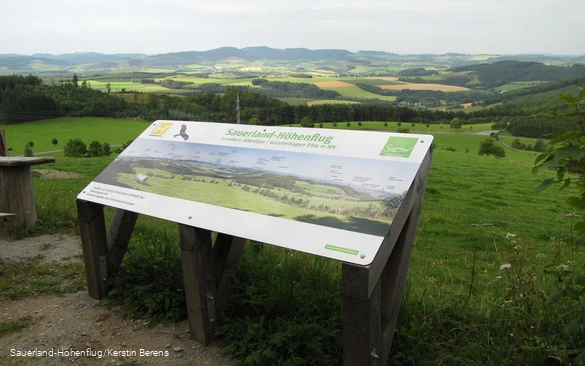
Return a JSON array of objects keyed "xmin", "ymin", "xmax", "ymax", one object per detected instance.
[
  {"xmin": 1, "ymin": 117, "xmax": 150, "ymax": 153},
  {"xmin": 3, "ymin": 117, "xmax": 584, "ymax": 365},
  {"xmin": 494, "ymin": 81, "xmax": 551, "ymax": 92},
  {"xmin": 86, "ymin": 81, "xmax": 171, "ymax": 93},
  {"xmin": 276, "ymin": 97, "xmax": 313, "ymax": 105}
]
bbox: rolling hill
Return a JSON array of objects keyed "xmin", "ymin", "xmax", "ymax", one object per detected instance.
[{"xmin": 450, "ymin": 61, "xmax": 585, "ymax": 88}]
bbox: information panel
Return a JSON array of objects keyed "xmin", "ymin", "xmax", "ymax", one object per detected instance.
[{"xmin": 78, "ymin": 121, "xmax": 433, "ymax": 265}]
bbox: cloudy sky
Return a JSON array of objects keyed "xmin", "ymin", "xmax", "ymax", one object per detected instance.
[{"xmin": 2, "ymin": 0, "xmax": 584, "ymax": 55}]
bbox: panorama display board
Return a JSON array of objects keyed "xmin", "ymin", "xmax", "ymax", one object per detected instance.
[{"xmin": 78, "ymin": 121, "xmax": 433, "ymax": 265}]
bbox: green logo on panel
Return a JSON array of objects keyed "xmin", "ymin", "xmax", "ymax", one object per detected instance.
[
  {"xmin": 324, "ymin": 244, "xmax": 359, "ymax": 256},
  {"xmin": 380, "ymin": 137, "xmax": 418, "ymax": 158}
]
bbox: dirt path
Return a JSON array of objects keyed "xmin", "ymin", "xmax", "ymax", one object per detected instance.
[{"xmin": 0, "ymin": 234, "xmax": 236, "ymax": 366}]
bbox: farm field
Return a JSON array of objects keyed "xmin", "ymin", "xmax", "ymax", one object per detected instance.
[
  {"xmin": 4, "ymin": 117, "xmax": 583, "ymax": 365},
  {"xmin": 380, "ymin": 83, "xmax": 470, "ymax": 92},
  {"xmin": 494, "ymin": 81, "xmax": 550, "ymax": 92},
  {"xmin": 85, "ymin": 81, "xmax": 172, "ymax": 93},
  {"xmin": 306, "ymin": 99, "xmax": 359, "ymax": 106},
  {"xmin": 275, "ymin": 97, "xmax": 312, "ymax": 105}
]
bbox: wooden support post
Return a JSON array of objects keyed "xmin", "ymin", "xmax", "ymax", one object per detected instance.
[
  {"xmin": 212, "ymin": 233, "xmax": 246, "ymax": 319},
  {"xmin": 107, "ymin": 208, "xmax": 139, "ymax": 273},
  {"xmin": 179, "ymin": 224, "xmax": 217, "ymax": 345},
  {"xmin": 0, "ymin": 130, "xmax": 7, "ymax": 156},
  {"xmin": 342, "ymin": 148, "xmax": 431, "ymax": 365},
  {"xmin": 379, "ymin": 197, "xmax": 424, "ymax": 364},
  {"xmin": 342, "ymin": 268, "xmax": 382, "ymax": 366},
  {"xmin": 77, "ymin": 199, "xmax": 109, "ymax": 299},
  {"xmin": 178, "ymin": 227, "xmax": 246, "ymax": 345}
]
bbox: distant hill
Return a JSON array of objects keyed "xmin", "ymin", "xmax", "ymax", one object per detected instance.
[
  {"xmin": 485, "ymin": 54, "xmax": 584, "ymax": 64},
  {"xmin": 141, "ymin": 47, "xmax": 358, "ymax": 66},
  {"xmin": 0, "ymin": 56, "xmax": 70, "ymax": 70},
  {"xmin": 1, "ymin": 47, "xmax": 584, "ymax": 78},
  {"xmin": 31, "ymin": 52, "xmax": 148, "ymax": 64},
  {"xmin": 450, "ymin": 61, "xmax": 585, "ymax": 88}
]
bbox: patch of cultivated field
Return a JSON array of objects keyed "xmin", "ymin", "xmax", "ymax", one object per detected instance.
[
  {"xmin": 307, "ymin": 100, "xmax": 360, "ymax": 106},
  {"xmin": 380, "ymin": 83, "xmax": 470, "ymax": 92},
  {"xmin": 88, "ymin": 81, "xmax": 171, "ymax": 93},
  {"xmin": 311, "ymin": 81, "xmax": 355, "ymax": 88}
]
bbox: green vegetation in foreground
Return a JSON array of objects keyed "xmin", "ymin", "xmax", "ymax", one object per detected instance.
[
  {"xmin": 1, "ymin": 117, "xmax": 149, "ymax": 153},
  {"xmin": 0, "ymin": 317, "xmax": 34, "ymax": 338},
  {"xmin": 0, "ymin": 257, "xmax": 86, "ymax": 300},
  {"xmin": 6, "ymin": 116, "xmax": 584, "ymax": 365}
]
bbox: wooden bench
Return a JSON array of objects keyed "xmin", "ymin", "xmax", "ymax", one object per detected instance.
[{"xmin": 0, "ymin": 157, "xmax": 55, "ymax": 231}]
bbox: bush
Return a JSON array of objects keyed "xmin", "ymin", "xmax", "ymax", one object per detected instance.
[
  {"xmin": 87, "ymin": 141, "xmax": 103, "ymax": 157},
  {"xmin": 300, "ymin": 116, "xmax": 314, "ymax": 128},
  {"xmin": 534, "ymin": 139, "xmax": 547, "ymax": 152},
  {"xmin": 103, "ymin": 142, "xmax": 112, "ymax": 156},
  {"xmin": 396, "ymin": 128, "xmax": 410, "ymax": 133},
  {"xmin": 512, "ymin": 138, "xmax": 525, "ymax": 149},
  {"xmin": 27, "ymin": 141, "xmax": 34, "ymax": 147},
  {"xmin": 478, "ymin": 138, "xmax": 505, "ymax": 158},
  {"xmin": 51, "ymin": 138, "xmax": 58, "ymax": 145},
  {"xmin": 63, "ymin": 138, "xmax": 87, "ymax": 158},
  {"xmin": 23, "ymin": 144, "xmax": 33, "ymax": 157}
]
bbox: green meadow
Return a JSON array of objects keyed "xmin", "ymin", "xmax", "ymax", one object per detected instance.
[
  {"xmin": 494, "ymin": 81, "xmax": 547, "ymax": 92},
  {"xmin": 3, "ymin": 117, "xmax": 584, "ymax": 365},
  {"xmin": 86, "ymin": 81, "xmax": 171, "ymax": 93},
  {"xmin": 1, "ymin": 117, "xmax": 150, "ymax": 153}
]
